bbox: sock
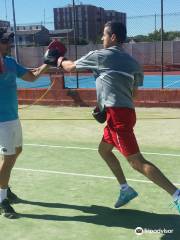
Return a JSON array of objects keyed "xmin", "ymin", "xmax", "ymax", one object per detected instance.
[
  {"xmin": 0, "ymin": 188, "xmax": 7, "ymax": 203},
  {"xmin": 120, "ymin": 183, "xmax": 129, "ymax": 191},
  {"xmin": 172, "ymin": 189, "xmax": 180, "ymax": 201}
]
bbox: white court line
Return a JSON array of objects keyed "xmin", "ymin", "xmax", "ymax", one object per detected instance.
[
  {"xmin": 24, "ymin": 143, "xmax": 180, "ymax": 157},
  {"xmin": 14, "ymin": 167, "xmax": 180, "ymax": 186},
  {"xmin": 164, "ymin": 79, "xmax": 180, "ymax": 88}
]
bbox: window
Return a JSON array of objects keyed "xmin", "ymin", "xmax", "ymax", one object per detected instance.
[{"xmin": 19, "ymin": 36, "xmax": 22, "ymax": 43}]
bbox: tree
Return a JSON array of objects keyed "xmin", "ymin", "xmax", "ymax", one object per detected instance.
[{"xmin": 131, "ymin": 29, "xmax": 180, "ymax": 42}]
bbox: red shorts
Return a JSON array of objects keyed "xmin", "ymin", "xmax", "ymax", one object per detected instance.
[{"xmin": 102, "ymin": 107, "xmax": 139, "ymax": 157}]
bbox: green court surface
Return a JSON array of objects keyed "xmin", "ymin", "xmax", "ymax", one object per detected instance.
[{"xmin": 1, "ymin": 106, "xmax": 180, "ymax": 240}]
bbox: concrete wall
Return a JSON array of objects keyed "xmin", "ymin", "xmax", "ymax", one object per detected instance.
[{"xmin": 12, "ymin": 41, "xmax": 180, "ymax": 68}]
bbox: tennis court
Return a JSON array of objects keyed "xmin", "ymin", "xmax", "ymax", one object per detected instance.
[
  {"xmin": 16, "ymin": 72, "xmax": 180, "ymax": 89},
  {"xmin": 1, "ymin": 106, "xmax": 180, "ymax": 240}
]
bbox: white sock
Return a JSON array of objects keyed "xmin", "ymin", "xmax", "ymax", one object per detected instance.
[
  {"xmin": 172, "ymin": 189, "xmax": 180, "ymax": 201},
  {"xmin": 120, "ymin": 183, "xmax": 129, "ymax": 191},
  {"xmin": 0, "ymin": 188, "xmax": 7, "ymax": 203}
]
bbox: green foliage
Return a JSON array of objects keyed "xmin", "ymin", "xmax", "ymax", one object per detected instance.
[
  {"xmin": 95, "ymin": 35, "xmax": 103, "ymax": 44},
  {"xmin": 77, "ymin": 38, "xmax": 88, "ymax": 45},
  {"xmin": 131, "ymin": 29, "xmax": 180, "ymax": 42}
]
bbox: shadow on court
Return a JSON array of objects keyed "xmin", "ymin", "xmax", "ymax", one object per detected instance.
[{"xmin": 18, "ymin": 199, "xmax": 180, "ymax": 240}]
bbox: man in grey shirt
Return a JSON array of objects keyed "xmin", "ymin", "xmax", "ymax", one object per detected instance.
[
  {"xmin": 45, "ymin": 21, "xmax": 180, "ymax": 213},
  {"xmin": 74, "ymin": 43, "xmax": 143, "ymax": 112}
]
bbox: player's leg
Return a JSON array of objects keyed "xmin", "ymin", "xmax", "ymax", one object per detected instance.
[
  {"xmin": 98, "ymin": 140, "xmax": 127, "ymax": 184},
  {"xmin": 98, "ymin": 119, "xmax": 138, "ymax": 208},
  {"xmin": 126, "ymin": 152, "xmax": 180, "ymax": 213},
  {"xmin": 107, "ymin": 107, "xmax": 141, "ymax": 208},
  {"xmin": 0, "ymin": 120, "xmax": 21, "ymax": 218},
  {"xmin": 7, "ymin": 146, "xmax": 22, "ymax": 203},
  {"xmin": 98, "ymin": 140, "xmax": 138, "ymax": 208},
  {"xmin": 7, "ymin": 120, "xmax": 23, "ymax": 203},
  {"xmin": 0, "ymin": 154, "xmax": 18, "ymax": 218},
  {"xmin": 10, "ymin": 146, "xmax": 22, "ymax": 169},
  {"xmin": 113, "ymin": 115, "xmax": 180, "ymax": 211},
  {"xmin": 126, "ymin": 152, "xmax": 177, "ymax": 195}
]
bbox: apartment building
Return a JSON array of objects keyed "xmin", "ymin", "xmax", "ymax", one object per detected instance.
[
  {"xmin": 0, "ymin": 19, "xmax": 10, "ymax": 28},
  {"xmin": 9, "ymin": 25, "xmax": 49, "ymax": 46},
  {"xmin": 54, "ymin": 4, "xmax": 126, "ymax": 43}
]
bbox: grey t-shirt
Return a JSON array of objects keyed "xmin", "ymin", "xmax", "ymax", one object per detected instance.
[{"xmin": 75, "ymin": 46, "xmax": 144, "ymax": 110}]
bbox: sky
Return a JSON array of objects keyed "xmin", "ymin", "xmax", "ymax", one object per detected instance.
[{"xmin": 0, "ymin": 0, "xmax": 180, "ymax": 36}]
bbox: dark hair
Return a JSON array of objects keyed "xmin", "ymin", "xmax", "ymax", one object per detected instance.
[{"xmin": 104, "ymin": 21, "xmax": 127, "ymax": 43}]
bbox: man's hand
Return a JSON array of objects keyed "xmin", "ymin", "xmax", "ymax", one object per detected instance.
[
  {"xmin": 21, "ymin": 64, "xmax": 49, "ymax": 82},
  {"xmin": 57, "ymin": 56, "xmax": 66, "ymax": 68},
  {"xmin": 92, "ymin": 106, "xmax": 106, "ymax": 124}
]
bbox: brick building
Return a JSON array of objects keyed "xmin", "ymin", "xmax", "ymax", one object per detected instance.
[
  {"xmin": 54, "ymin": 4, "xmax": 126, "ymax": 43},
  {"xmin": 0, "ymin": 19, "xmax": 10, "ymax": 28},
  {"xmin": 49, "ymin": 29, "xmax": 74, "ymax": 44},
  {"xmin": 105, "ymin": 10, "xmax": 126, "ymax": 23},
  {"xmin": 9, "ymin": 25, "xmax": 49, "ymax": 46}
]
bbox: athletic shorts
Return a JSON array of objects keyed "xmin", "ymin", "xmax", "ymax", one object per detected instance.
[
  {"xmin": 0, "ymin": 119, "xmax": 22, "ymax": 156},
  {"xmin": 102, "ymin": 107, "xmax": 139, "ymax": 157}
]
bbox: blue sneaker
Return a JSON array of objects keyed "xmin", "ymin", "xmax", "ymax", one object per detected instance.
[
  {"xmin": 114, "ymin": 186, "xmax": 138, "ymax": 208},
  {"xmin": 174, "ymin": 199, "xmax": 180, "ymax": 214}
]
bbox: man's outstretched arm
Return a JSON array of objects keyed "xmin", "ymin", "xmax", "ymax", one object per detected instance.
[
  {"xmin": 58, "ymin": 57, "xmax": 76, "ymax": 72},
  {"xmin": 21, "ymin": 64, "xmax": 50, "ymax": 82}
]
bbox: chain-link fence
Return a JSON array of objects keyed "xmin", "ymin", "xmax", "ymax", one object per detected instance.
[{"xmin": 1, "ymin": 0, "xmax": 180, "ymax": 88}]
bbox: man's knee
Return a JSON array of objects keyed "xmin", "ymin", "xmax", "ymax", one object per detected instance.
[
  {"xmin": 98, "ymin": 141, "xmax": 113, "ymax": 157},
  {"xmin": 126, "ymin": 153, "xmax": 146, "ymax": 171},
  {"xmin": 0, "ymin": 154, "xmax": 17, "ymax": 169},
  {"xmin": 129, "ymin": 159, "xmax": 141, "ymax": 171},
  {"xmin": 16, "ymin": 146, "xmax": 22, "ymax": 157}
]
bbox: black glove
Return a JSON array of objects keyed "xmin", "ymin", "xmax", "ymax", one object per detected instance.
[
  {"xmin": 44, "ymin": 48, "xmax": 62, "ymax": 66},
  {"xmin": 44, "ymin": 40, "xmax": 67, "ymax": 66},
  {"xmin": 92, "ymin": 106, "xmax": 106, "ymax": 124}
]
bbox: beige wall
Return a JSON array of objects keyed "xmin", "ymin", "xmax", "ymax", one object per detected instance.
[{"xmin": 11, "ymin": 41, "xmax": 180, "ymax": 68}]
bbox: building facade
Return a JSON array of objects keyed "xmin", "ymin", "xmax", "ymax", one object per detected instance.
[
  {"xmin": 49, "ymin": 29, "xmax": 74, "ymax": 44},
  {"xmin": 0, "ymin": 20, "xmax": 10, "ymax": 29},
  {"xmin": 54, "ymin": 4, "xmax": 126, "ymax": 43},
  {"xmin": 9, "ymin": 25, "xmax": 49, "ymax": 46},
  {"xmin": 105, "ymin": 10, "xmax": 126, "ymax": 24}
]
